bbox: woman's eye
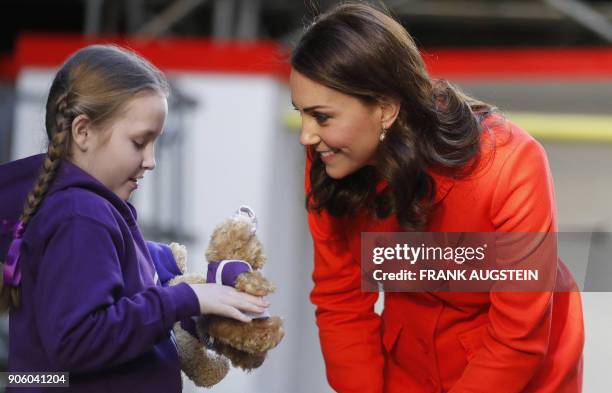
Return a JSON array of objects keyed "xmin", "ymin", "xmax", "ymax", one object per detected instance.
[
  {"xmin": 313, "ymin": 112, "xmax": 330, "ymax": 124},
  {"xmin": 132, "ymin": 140, "xmax": 145, "ymax": 149}
]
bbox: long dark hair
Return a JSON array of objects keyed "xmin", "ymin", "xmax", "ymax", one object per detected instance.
[
  {"xmin": 0, "ymin": 44, "xmax": 169, "ymax": 311},
  {"xmin": 291, "ymin": 2, "xmax": 494, "ymax": 230}
]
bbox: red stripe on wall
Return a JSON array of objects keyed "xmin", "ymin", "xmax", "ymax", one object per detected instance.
[
  {"xmin": 5, "ymin": 34, "xmax": 612, "ymax": 81},
  {"xmin": 422, "ymin": 47, "xmax": 612, "ymax": 80},
  {"xmin": 12, "ymin": 33, "xmax": 291, "ymax": 78}
]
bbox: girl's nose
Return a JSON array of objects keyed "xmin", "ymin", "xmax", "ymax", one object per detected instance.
[{"xmin": 142, "ymin": 145, "xmax": 156, "ymax": 170}]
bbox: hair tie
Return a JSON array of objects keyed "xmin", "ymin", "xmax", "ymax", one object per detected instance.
[{"xmin": 3, "ymin": 220, "xmax": 25, "ymax": 287}]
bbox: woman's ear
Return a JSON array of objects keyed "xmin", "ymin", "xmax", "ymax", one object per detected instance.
[
  {"xmin": 71, "ymin": 114, "xmax": 92, "ymax": 152},
  {"xmin": 379, "ymin": 97, "xmax": 401, "ymax": 129}
]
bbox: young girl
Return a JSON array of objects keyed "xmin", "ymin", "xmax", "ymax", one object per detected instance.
[
  {"xmin": 291, "ymin": 3, "xmax": 583, "ymax": 393},
  {"xmin": 0, "ymin": 44, "xmax": 268, "ymax": 392}
]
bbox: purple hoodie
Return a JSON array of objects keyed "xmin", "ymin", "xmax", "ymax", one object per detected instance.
[{"xmin": 0, "ymin": 155, "xmax": 200, "ymax": 392}]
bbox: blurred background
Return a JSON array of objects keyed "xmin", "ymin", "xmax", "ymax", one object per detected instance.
[{"xmin": 1, "ymin": 0, "xmax": 612, "ymax": 392}]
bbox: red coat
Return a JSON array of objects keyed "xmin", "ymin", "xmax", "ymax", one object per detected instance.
[{"xmin": 306, "ymin": 117, "xmax": 584, "ymax": 393}]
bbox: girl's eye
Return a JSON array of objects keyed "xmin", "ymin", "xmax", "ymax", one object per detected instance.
[
  {"xmin": 132, "ymin": 140, "xmax": 145, "ymax": 149},
  {"xmin": 313, "ymin": 112, "xmax": 330, "ymax": 124}
]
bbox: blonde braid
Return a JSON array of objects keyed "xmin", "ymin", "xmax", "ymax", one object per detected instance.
[
  {"xmin": 21, "ymin": 93, "xmax": 71, "ymax": 225},
  {"xmin": 0, "ymin": 94, "xmax": 72, "ymax": 312}
]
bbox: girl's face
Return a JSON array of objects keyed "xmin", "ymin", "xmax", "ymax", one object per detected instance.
[
  {"xmin": 72, "ymin": 90, "xmax": 168, "ymax": 201},
  {"xmin": 290, "ymin": 69, "xmax": 386, "ymax": 179}
]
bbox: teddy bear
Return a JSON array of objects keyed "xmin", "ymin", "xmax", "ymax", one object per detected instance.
[
  {"xmin": 168, "ymin": 206, "xmax": 284, "ymax": 386},
  {"xmin": 197, "ymin": 206, "xmax": 285, "ymax": 370}
]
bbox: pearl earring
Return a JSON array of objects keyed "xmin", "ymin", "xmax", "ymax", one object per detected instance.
[{"xmin": 379, "ymin": 127, "xmax": 387, "ymax": 142}]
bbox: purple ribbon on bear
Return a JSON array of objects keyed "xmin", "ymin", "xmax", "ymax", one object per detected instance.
[
  {"xmin": 3, "ymin": 220, "xmax": 25, "ymax": 287},
  {"xmin": 207, "ymin": 260, "xmax": 252, "ymax": 287},
  {"xmin": 207, "ymin": 259, "xmax": 269, "ymax": 319}
]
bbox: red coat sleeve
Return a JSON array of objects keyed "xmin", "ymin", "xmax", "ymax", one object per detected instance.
[
  {"xmin": 305, "ymin": 156, "xmax": 384, "ymax": 392},
  {"xmin": 450, "ymin": 135, "xmax": 557, "ymax": 392}
]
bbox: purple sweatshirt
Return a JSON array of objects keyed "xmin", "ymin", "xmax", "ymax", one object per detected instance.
[{"xmin": 0, "ymin": 155, "xmax": 200, "ymax": 392}]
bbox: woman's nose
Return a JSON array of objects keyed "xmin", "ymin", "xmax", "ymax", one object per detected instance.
[{"xmin": 300, "ymin": 124, "xmax": 321, "ymax": 146}]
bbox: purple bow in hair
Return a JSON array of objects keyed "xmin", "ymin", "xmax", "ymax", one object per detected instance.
[{"xmin": 3, "ymin": 220, "xmax": 25, "ymax": 287}]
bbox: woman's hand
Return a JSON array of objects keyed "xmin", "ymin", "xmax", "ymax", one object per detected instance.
[{"xmin": 188, "ymin": 283, "xmax": 269, "ymax": 323}]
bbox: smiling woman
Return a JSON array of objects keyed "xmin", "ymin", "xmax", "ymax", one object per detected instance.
[
  {"xmin": 291, "ymin": 4, "xmax": 492, "ymax": 230},
  {"xmin": 291, "ymin": 70, "xmax": 390, "ymax": 180},
  {"xmin": 290, "ymin": 3, "xmax": 584, "ymax": 393}
]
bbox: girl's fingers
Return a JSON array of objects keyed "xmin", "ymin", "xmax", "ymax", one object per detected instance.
[
  {"xmin": 238, "ymin": 292, "xmax": 269, "ymax": 307},
  {"xmin": 227, "ymin": 306, "xmax": 252, "ymax": 323},
  {"xmin": 237, "ymin": 301, "xmax": 267, "ymax": 314},
  {"xmin": 226, "ymin": 292, "xmax": 267, "ymax": 313},
  {"xmin": 224, "ymin": 285, "xmax": 269, "ymax": 307}
]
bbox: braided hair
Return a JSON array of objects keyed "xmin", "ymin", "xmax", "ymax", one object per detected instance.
[
  {"xmin": 21, "ymin": 94, "xmax": 71, "ymax": 225},
  {"xmin": 0, "ymin": 44, "xmax": 169, "ymax": 311}
]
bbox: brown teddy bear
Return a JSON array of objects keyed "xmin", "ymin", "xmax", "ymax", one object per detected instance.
[
  {"xmin": 168, "ymin": 206, "xmax": 284, "ymax": 386},
  {"xmin": 198, "ymin": 206, "xmax": 285, "ymax": 370}
]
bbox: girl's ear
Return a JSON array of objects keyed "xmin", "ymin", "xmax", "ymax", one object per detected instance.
[
  {"xmin": 379, "ymin": 97, "xmax": 401, "ymax": 129},
  {"xmin": 71, "ymin": 114, "xmax": 92, "ymax": 152}
]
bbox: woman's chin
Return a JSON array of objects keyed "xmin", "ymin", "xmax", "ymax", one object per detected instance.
[
  {"xmin": 324, "ymin": 159, "xmax": 366, "ymax": 179},
  {"xmin": 325, "ymin": 165, "xmax": 349, "ymax": 180}
]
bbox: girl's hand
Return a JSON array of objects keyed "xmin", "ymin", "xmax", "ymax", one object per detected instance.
[{"xmin": 188, "ymin": 283, "xmax": 269, "ymax": 323}]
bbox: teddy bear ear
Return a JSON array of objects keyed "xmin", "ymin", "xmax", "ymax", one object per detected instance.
[
  {"xmin": 169, "ymin": 242, "xmax": 188, "ymax": 274},
  {"xmin": 233, "ymin": 205, "xmax": 257, "ymax": 235}
]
